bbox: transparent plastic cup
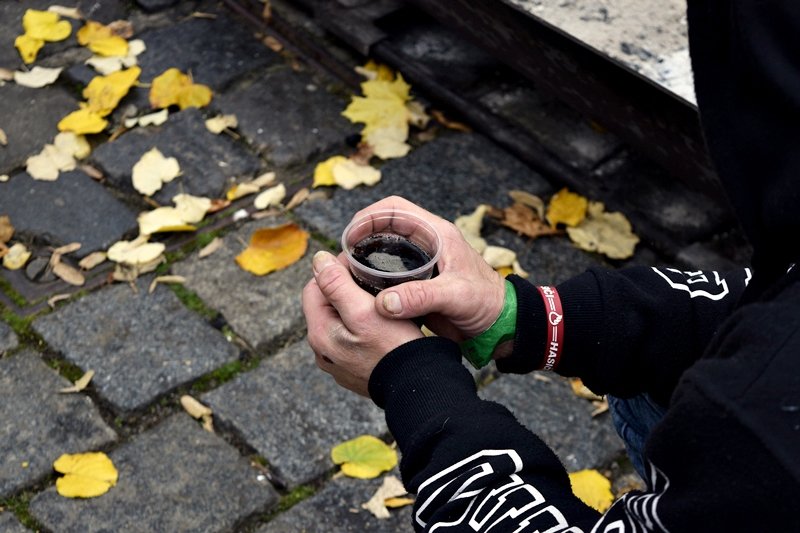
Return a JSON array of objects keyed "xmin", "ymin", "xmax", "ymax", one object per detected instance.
[{"xmin": 341, "ymin": 210, "xmax": 442, "ymax": 295}]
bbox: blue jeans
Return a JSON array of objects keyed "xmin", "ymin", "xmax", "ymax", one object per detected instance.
[{"xmin": 607, "ymin": 394, "xmax": 668, "ymax": 479}]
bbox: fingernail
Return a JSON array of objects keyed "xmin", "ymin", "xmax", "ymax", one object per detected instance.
[
  {"xmin": 313, "ymin": 251, "xmax": 335, "ymax": 274},
  {"xmin": 382, "ymin": 292, "xmax": 403, "ymax": 314}
]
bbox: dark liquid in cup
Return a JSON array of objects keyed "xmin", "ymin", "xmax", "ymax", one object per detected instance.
[{"xmin": 351, "ymin": 233, "xmax": 432, "ymax": 295}]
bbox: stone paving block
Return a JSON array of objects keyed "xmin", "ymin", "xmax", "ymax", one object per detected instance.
[
  {"xmin": 295, "ymin": 132, "xmax": 553, "ymax": 242},
  {"xmin": 0, "ymin": 171, "xmax": 138, "ymax": 257},
  {"xmin": 135, "ymin": 0, "xmax": 179, "ymax": 12},
  {"xmin": 90, "ymin": 108, "xmax": 261, "ymax": 204},
  {"xmin": 33, "ymin": 277, "xmax": 239, "ymax": 413},
  {"xmin": 480, "ymin": 373, "xmax": 624, "ymax": 472},
  {"xmin": 0, "ymin": 350, "xmax": 117, "ymax": 499},
  {"xmin": 477, "ymin": 83, "xmax": 622, "ymax": 171},
  {"xmin": 135, "ymin": 11, "xmax": 275, "ymax": 91},
  {"xmin": 173, "ymin": 218, "xmax": 322, "ymax": 353},
  {"xmin": 0, "ymin": 84, "xmax": 78, "ymax": 175},
  {"xmin": 0, "ymin": 322, "xmax": 18, "ymax": 355},
  {"xmin": 0, "ymin": 512, "xmax": 28, "ymax": 533},
  {"xmin": 29, "ymin": 414, "xmax": 278, "ymax": 533},
  {"xmin": 260, "ymin": 471, "xmax": 412, "ymax": 533},
  {"xmin": 202, "ymin": 340, "xmax": 388, "ymax": 488},
  {"xmin": 78, "ymin": 0, "xmax": 130, "ymax": 24},
  {"xmin": 215, "ymin": 66, "xmax": 354, "ymax": 167}
]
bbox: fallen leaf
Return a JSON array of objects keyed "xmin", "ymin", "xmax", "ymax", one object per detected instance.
[
  {"xmin": 138, "ymin": 207, "xmax": 195, "ymax": 235},
  {"xmin": 13, "ymin": 66, "xmax": 62, "ymax": 88},
  {"xmin": 205, "ymin": 114, "xmax": 238, "ymax": 134},
  {"xmin": 262, "ymin": 35, "xmax": 283, "ymax": 52},
  {"xmin": 0, "ymin": 216, "xmax": 13, "ymax": 243},
  {"xmin": 482, "ymin": 245, "xmax": 517, "ymax": 269},
  {"xmin": 0, "ymin": 175, "xmax": 9, "ymax": 183},
  {"xmin": 253, "ymin": 183, "xmax": 286, "ymax": 210},
  {"xmin": 207, "ymin": 198, "xmax": 231, "ymax": 214},
  {"xmin": 47, "ymin": 6, "xmax": 83, "ymax": 20},
  {"xmin": 86, "ymin": 39, "xmax": 146, "ymax": 75},
  {"xmin": 57, "ymin": 108, "xmax": 108, "ymax": 135},
  {"xmin": 406, "ymin": 100, "xmax": 430, "ymax": 129},
  {"xmin": 198, "ymin": 237, "xmax": 223, "ymax": 258},
  {"xmin": 148, "ymin": 275, "xmax": 186, "ymax": 293},
  {"xmin": 107, "ymin": 237, "xmax": 165, "ymax": 266},
  {"xmin": 0, "ymin": 128, "xmax": 7, "ymax": 146},
  {"xmin": 16, "ymin": 9, "xmax": 72, "ymax": 64},
  {"xmin": 331, "ymin": 435, "xmax": 398, "ymax": 479},
  {"xmin": 2, "ymin": 243, "xmax": 31, "ymax": 270},
  {"xmin": 0, "ymin": 68, "xmax": 13, "ymax": 81},
  {"xmin": 546, "ymin": 188, "xmax": 588, "ymax": 228},
  {"xmin": 362, "ymin": 475, "xmax": 408, "ymax": 519},
  {"xmin": 430, "ymin": 109, "xmax": 471, "ymax": 132},
  {"xmin": 26, "ymin": 133, "xmax": 91, "ymax": 180},
  {"xmin": 150, "ymin": 68, "xmax": 212, "ymax": 110},
  {"xmin": 54, "ymin": 132, "xmax": 91, "ymax": 160},
  {"xmin": 591, "ymin": 399, "xmax": 609, "ymax": 417},
  {"xmin": 54, "ymin": 451, "xmax": 118, "ymax": 498},
  {"xmin": 123, "ymin": 108, "xmax": 168, "ymax": 129},
  {"xmin": 489, "ymin": 203, "xmax": 561, "ymax": 240},
  {"xmin": 107, "ymin": 20, "xmax": 134, "ymax": 39},
  {"xmin": 132, "ymin": 147, "xmax": 180, "ymax": 196},
  {"xmin": 79, "ymin": 251, "xmax": 107, "ymax": 270},
  {"xmin": 180, "ymin": 394, "xmax": 213, "ymax": 432},
  {"xmin": 570, "ymin": 378, "xmax": 604, "ymax": 401},
  {"xmin": 52, "ymin": 261, "xmax": 85, "ymax": 286},
  {"xmin": 226, "ymin": 182, "xmax": 259, "ymax": 200},
  {"xmin": 83, "ymin": 67, "xmax": 141, "ymax": 116},
  {"xmin": 235, "ymin": 223, "xmax": 309, "ymax": 276},
  {"xmin": 47, "ymin": 293, "xmax": 73, "ymax": 308},
  {"xmin": 174, "ymin": 194, "xmax": 211, "ymax": 223},
  {"xmin": 59, "ymin": 370, "xmax": 95, "ymax": 393},
  {"xmin": 284, "ymin": 187, "xmax": 309, "ymax": 211},
  {"xmin": 364, "ymin": 126, "xmax": 410, "ymax": 159},
  {"xmin": 508, "ymin": 190, "xmax": 546, "ymax": 220},
  {"xmin": 569, "ymin": 469, "xmax": 614, "ymax": 512},
  {"xmin": 312, "ymin": 155, "xmax": 347, "ymax": 188},
  {"xmin": 332, "ymin": 159, "xmax": 381, "ymax": 190},
  {"xmin": 77, "ymin": 20, "xmax": 129, "ymax": 57},
  {"xmin": 354, "ymin": 60, "xmax": 394, "ymax": 82},
  {"xmin": 454, "ymin": 205, "xmax": 488, "ymax": 254},
  {"xmin": 342, "ymin": 75, "xmax": 411, "ymax": 160},
  {"xmin": 566, "ymin": 202, "xmax": 638, "ymax": 260}
]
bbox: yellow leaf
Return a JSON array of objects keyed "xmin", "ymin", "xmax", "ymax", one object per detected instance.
[
  {"xmin": 566, "ymin": 202, "xmax": 639, "ymax": 260},
  {"xmin": 342, "ymin": 77, "xmax": 411, "ymax": 137},
  {"xmin": 3, "ymin": 243, "xmax": 31, "ymax": 270},
  {"xmin": 54, "ymin": 451, "xmax": 118, "ymax": 498},
  {"xmin": 0, "ymin": 216, "xmax": 14, "ymax": 244},
  {"xmin": 83, "ymin": 67, "xmax": 141, "ymax": 116},
  {"xmin": 77, "ymin": 21, "xmax": 129, "ymax": 57},
  {"xmin": 204, "ymin": 114, "xmax": 238, "ymax": 134},
  {"xmin": 364, "ymin": 126, "xmax": 410, "ymax": 160},
  {"xmin": 59, "ymin": 370, "xmax": 95, "ymax": 394},
  {"xmin": 14, "ymin": 34, "xmax": 44, "ymax": 64},
  {"xmin": 454, "ymin": 205, "xmax": 489, "ymax": 254},
  {"xmin": 332, "ymin": 159, "xmax": 381, "ymax": 190},
  {"xmin": 546, "ymin": 188, "xmax": 588, "ymax": 228},
  {"xmin": 138, "ymin": 207, "xmax": 195, "ymax": 235},
  {"xmin": 331, "ymin": 435, "xmax": 398, "ymax": 479},
  {"xmin": 54, "ymin": 132, "xmax": 91, "ymax": 160},
  {"xmin": 253, "ymin": 183, "xmax": 286, "ymax": 210},
  {"xmin": 385, "ymin": 497, "xmax": 415, "ymax": 508},
  {"xmin": 58, "ymin": 108, "xmax": 108, "ymax": 134},
  {"xmin": 124, "ymin": 108, "xmax": 169, "ymax": 129},
  {"xmin": 235, "ymin": 223, "xmax": 309, "ymax": 276},
  {"xmin": 173, "ymin": 194, "xmax": 211, "ymax": 224},
  {"xmin": 313, "ymin": 155, "xmax": 347, "ymax": 188},
  {"xmin": 23, "ymin": 10, "xmax": 72, "ymax": 42},
  {"xmin": 149, "ymin": 68, "xmax": 212, "ymax": 110},
  {"xmin": 131, "ymin": 147, "xmax": 180, "ymax": 196},
  {"xmin": 107, "ymin": 238, "xmax": 165, "ymax": 266},
  {"xmin": 355, "ymin": 60, "xmax": 395, "ymax": 81},
  {"xmin": 568, "ymin": 469, "xmax": 614, "ymax": 512}
]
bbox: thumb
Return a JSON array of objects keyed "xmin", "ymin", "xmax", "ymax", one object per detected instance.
[
  {"xmin": 312, "ymin": 251, "xmax": 371, "ymax": 323},
  {"xmin": 376, "ymin": 276, "xmax": 454, "ymax": 320}
]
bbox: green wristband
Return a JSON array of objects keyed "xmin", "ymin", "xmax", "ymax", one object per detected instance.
[{"xmin": 459, "ymin": 279, "xmax": 517, "ymax": 369}]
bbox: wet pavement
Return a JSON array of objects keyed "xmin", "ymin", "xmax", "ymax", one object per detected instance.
[{"xmin": 0, "ymin": 0, "xmax": 747, "ymax": 531}]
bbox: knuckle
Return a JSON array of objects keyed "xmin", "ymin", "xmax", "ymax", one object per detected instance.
[{"xmin": 405, "ymin": 281, "xmax": 437, "ymax": 312}]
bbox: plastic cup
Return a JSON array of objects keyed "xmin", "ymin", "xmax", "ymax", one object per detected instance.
[{"xmin": 341, "ymin": 210, "xmax": 442, "ymax": 295}]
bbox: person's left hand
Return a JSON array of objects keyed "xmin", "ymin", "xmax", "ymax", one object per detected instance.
[{"xmin": 302, "ymin": 250, "xmax": 424, "ymax": 397}]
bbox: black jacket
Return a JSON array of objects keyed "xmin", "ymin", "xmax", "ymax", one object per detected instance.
[{"xmin": 368, "ymin": 1, "xmax": 800, "ymax": 530}]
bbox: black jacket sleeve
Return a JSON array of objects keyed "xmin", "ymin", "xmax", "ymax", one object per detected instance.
[{"xmin": 499, "ymin": 267, "xmax": 751, "ymax": 405}]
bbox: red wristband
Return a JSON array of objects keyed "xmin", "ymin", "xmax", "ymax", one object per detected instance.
[{"xmin": 536, "ymin": 286, "xmax": 564, "ymax": 371}]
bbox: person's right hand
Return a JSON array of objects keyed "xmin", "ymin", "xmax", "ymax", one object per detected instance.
[{"xmin": 361, "ymin": 196, "xmax": 507, "ymax": 345}]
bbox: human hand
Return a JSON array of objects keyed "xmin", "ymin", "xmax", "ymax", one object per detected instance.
[
  {"xmin": 361, "ymin": 196, "xmax": 507, "ymax": 345},
  {"xmin": 302, "ymin": 250, "xmax": 424, "ymax": 397}
]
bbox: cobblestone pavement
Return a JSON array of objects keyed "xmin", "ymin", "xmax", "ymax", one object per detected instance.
[{"xmin": 0, "ymin": 1, "xmax": 746, "ymax": 531}]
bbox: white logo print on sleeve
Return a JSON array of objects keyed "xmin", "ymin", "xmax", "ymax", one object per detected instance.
[{"xmin": 651, "ymin": 268, "xmax": 751, "ymax": 300}]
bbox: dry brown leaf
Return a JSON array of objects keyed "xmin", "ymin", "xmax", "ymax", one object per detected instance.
[
  {"xmin": 53, "ymin": 242, "xmax": 82, "ymax": 256},
  {"xmin": 570, "ymin": 378, "xmax": 604, "ymax": 401},
  {"xmin": 262, "ymin": 35, "xmax": 282, "ymax": 52},
  {"xmin": 251, "ymin": 208, "xmax": 281, "ymax": 220},
  {"xmin": 79, "ymin": 164, "xmax": 104, "ymax": 180},
  {"xmin": 362, "ymin": 475, "xmax": 408, "ymax": 519},
  {"xmin": 148, "ymin": 274, "xmax": 186, "ymax": 293},
  {"xmin": 0, "ymin": 128, "xmax": 7, "ymax": 146},
  {"xmin": 430, "ymin": 109, "xmax": 471, "ymax": 132},
  {"xmin": 591, "ymin": 399, "xmax": 609, "ymax": 417},
  {"xmin": 107, "ymin": 20, "xmax": 134, "ymax": 39},
  {"xmin": 385, "ymin": 497, "xmax": 415, "ymax": 508},
  {"xmin": 489, "ymin": 203, "xmax": 562, "ymax": 240},
  {"xmin": 508, "ymin": 190, "xmax": 546, "ymax": 220},
  {"xmin": 261, "ymin": 0, "xmax": 272, "ymax": 22},
  {"xmin": 0, "ymin": 216, "xmax": 14, "ymax": 243},
  {"xmin": 284, "ymin": 187, "xmax": 309, "ymax": 211},
  {"xmin": 79, "ymin": 251, "xmax": 107, "ymax": 270},
  {"xmin": 59, "ymin": 370, "xmax": 94, "ymax": 393},
  {"xmin": 198, "ymin": 237, "xmax": 223, "ymax": 258},
  {"xmin": 207, "ymin": 198, "xmax": 231, "ymax": 214},
  {"xmin": 52, "ymin": 261, "xmax": 85, "ymax": 286},
  {"xmin": 190, "ymin": 11, "xmax": 217, "ymax": 19}
]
